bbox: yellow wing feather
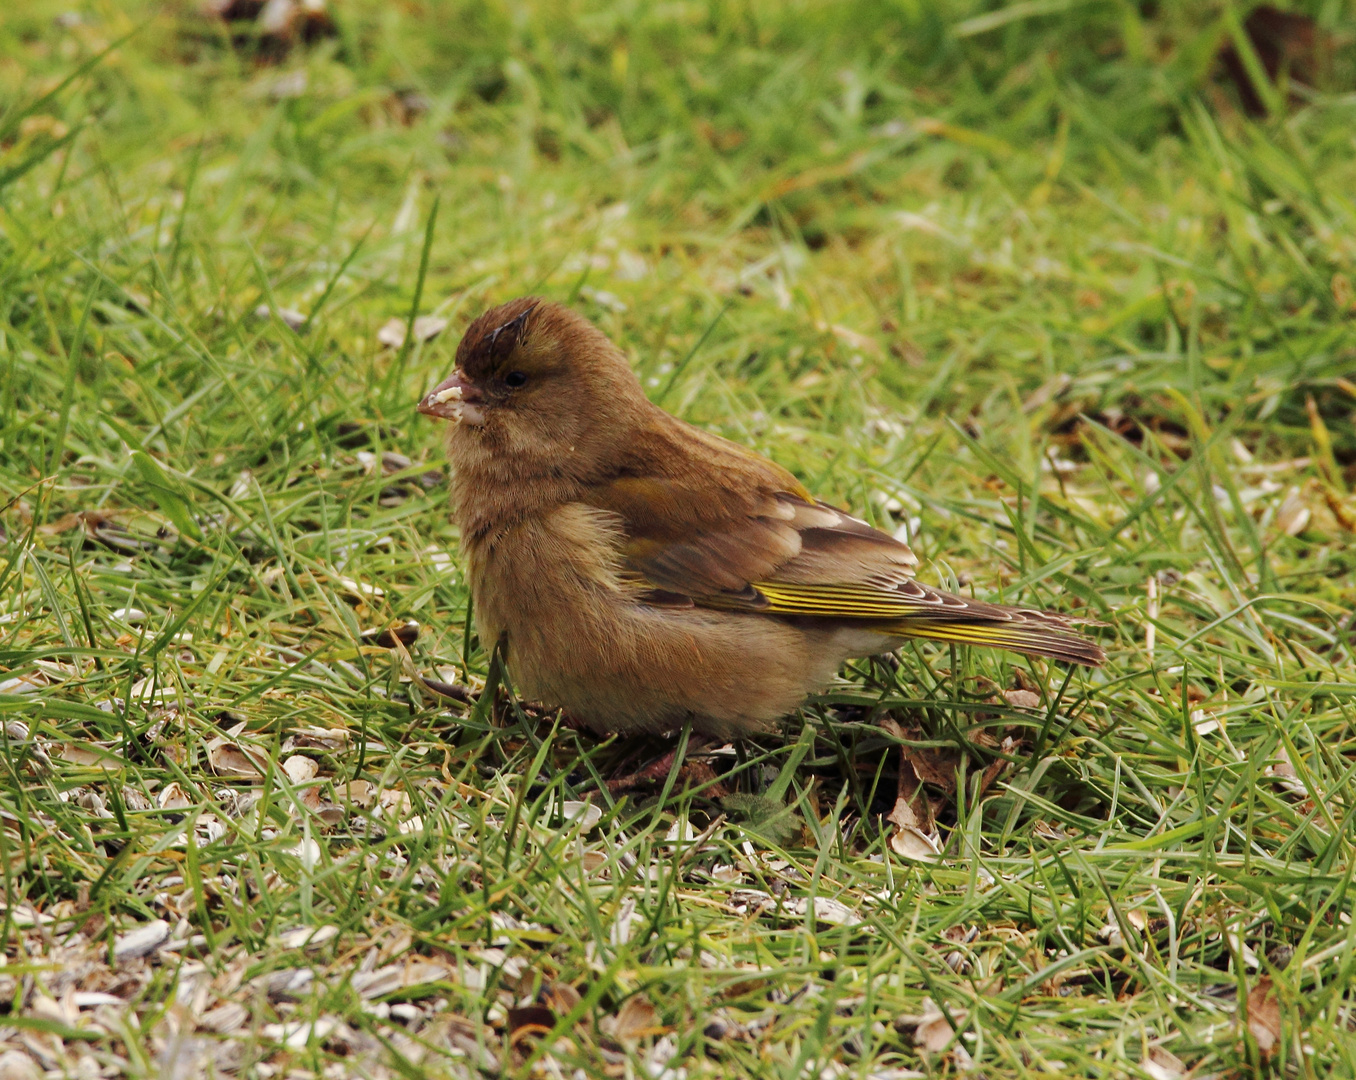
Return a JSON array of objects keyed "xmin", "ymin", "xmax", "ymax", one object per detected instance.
[{"xmin": 747, "ymin": 579, "xmax": 1105, "ymax": 666}]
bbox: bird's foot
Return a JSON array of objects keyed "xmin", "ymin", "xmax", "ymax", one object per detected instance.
[{"xmin": 605, "ymin": 736, "xmax": 728, "ymax": 797}]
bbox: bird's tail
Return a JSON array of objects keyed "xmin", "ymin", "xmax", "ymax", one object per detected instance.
[
  {"xmin": 880, "ymin": 593, "xmax": 1106, "ymax": 667},
  {"xmin": 886, "ymin": 618, "xmax": 1104, "ymax": 666}
]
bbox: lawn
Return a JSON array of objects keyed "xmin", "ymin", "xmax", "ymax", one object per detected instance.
[{"xmin": 1, "ymin": 1, "xmax": 1355, "ymax": 1076}]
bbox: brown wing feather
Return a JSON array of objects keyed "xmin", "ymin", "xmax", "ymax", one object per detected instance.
[{"xmin": 579, "ymin": 410, "xmax": 1104, "ymax": 665}]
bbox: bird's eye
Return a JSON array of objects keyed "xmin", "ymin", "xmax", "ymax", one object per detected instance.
[{"xmin": 504, "ymin": 371, "xmax": 528, "ymax": 389}]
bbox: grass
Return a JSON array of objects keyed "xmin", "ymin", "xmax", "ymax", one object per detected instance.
[{"xmin": 1, "ymin": 0, "xmax": 1355, "ymax": 1076}]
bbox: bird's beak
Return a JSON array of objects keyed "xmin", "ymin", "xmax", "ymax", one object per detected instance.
[{"xmin": 417, "ymin": 370, "xmax": 485, "ymax": 425}]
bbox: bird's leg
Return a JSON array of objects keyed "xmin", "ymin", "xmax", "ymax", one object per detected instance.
[
  {"xmin": 606, "ymin": 733, "xmax": 715, "ymax": 795},
  {"xmin": 671, "ymin": 755, "xmax": 730, "ymax": 800}
]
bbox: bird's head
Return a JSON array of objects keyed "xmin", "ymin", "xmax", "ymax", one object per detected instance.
[{"xmin": 418, "ymin": 297, "xmax": 650, "ymax": 480}]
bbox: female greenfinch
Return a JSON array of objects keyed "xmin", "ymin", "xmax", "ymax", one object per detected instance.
[{"xmin": 418, "ymin": 298, "xmax": 1103, "ymax": 738}]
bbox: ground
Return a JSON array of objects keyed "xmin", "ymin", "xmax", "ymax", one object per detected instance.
[{"xmin": 1, "ymin": 1, "xmax": 1355, "ymax": 1077}]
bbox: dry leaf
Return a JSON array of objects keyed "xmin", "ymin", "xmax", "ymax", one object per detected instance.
[
  {"xmin": 1245, "ymin": 976, "xmax": 1282, "ymax": 1055},
  {"xmin": 547, "ymin": 981, "xmax": 582, "ymax": 1015},
  {"xmin": 881, "ymin": 718, "xmax": 949, "ymax": 844},
  {"xmin": 887, "ymin": 794, "xmax": 921, "ymax": 831},
  {"xmin": 38, "ymin": 508, "xmax": 117, "ymax": 536},
  {"xmin": 1001, "ymin": 688, "xmax": 1042, "ymax": 710},
  {"xmin": 914, "ymin": 998, "xmax": 967, "ymax": 1053},
  {"xmin": 902, "ymin": 746, "xmax": 958, "ymax": 794},
  {"xmin": 576, "ymin": 850, "xmax": 608, "ymax": 874},
  {"xmin": 58, "ymin": 743, "xmax": 112, "ymax": 767},
  {"xmin": 610, "ymin": 993, "xmax": 659, "ymax": 1040},
  {"xmin": 887, "ymin": 789, "xmax": 941, "ymax": 862},
  {"xmin": 977, "ymin": 738, "xmax": 1017, "ymax": 799},
  {"xmin": 1264, "ymin": 747, "xmax": 1308, "ymax": 798},
  {"xmin": 1144, "ymin": 1045, "xmax": 1186, "ymax": 1080},
  {"xmin": 878, "ymin": 721, "xmax": 943, "ymax": 830},
  {"xmin": 157, "ymin": 783, "xmax": 192, "ymax": 811},
  {"xmin": 206, "ymin": 731, "xmax": 268, "ymax": 778}
]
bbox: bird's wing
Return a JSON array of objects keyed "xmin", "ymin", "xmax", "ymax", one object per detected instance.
[
  {"xmin": 580, "ymin": 425, "xmax": 1103, "ymax": 665},
  {"xmin": 586, "ymin": 475, "xmax": 920, "ymax": 608},
  {"xmin": 589, "ymin": 475, "xmax": 1036, "ymax": 621}
]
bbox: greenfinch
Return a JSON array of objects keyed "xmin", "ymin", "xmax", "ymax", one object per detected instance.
[{"xmin": 418, "ymin": 298, "xmax": 1103, "ymax": 738}]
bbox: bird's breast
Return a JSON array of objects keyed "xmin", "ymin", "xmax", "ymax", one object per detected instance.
[
  {"xmin": 462, "ymin": 501, "xmax": 630, "ymax": 664},
  {"xmin": 458, "ymin": 502, "xmax": 851, "ymax": 738}
]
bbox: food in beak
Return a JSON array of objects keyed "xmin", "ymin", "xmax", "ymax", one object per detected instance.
[{"xmin": 418, "ymin": 373, "xmax": 485, "ymax": 425}]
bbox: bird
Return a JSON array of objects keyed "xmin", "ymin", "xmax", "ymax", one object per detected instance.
[{"xmin": 417, "ymin": 297, "xmax": 1104, "ymax": 740}]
